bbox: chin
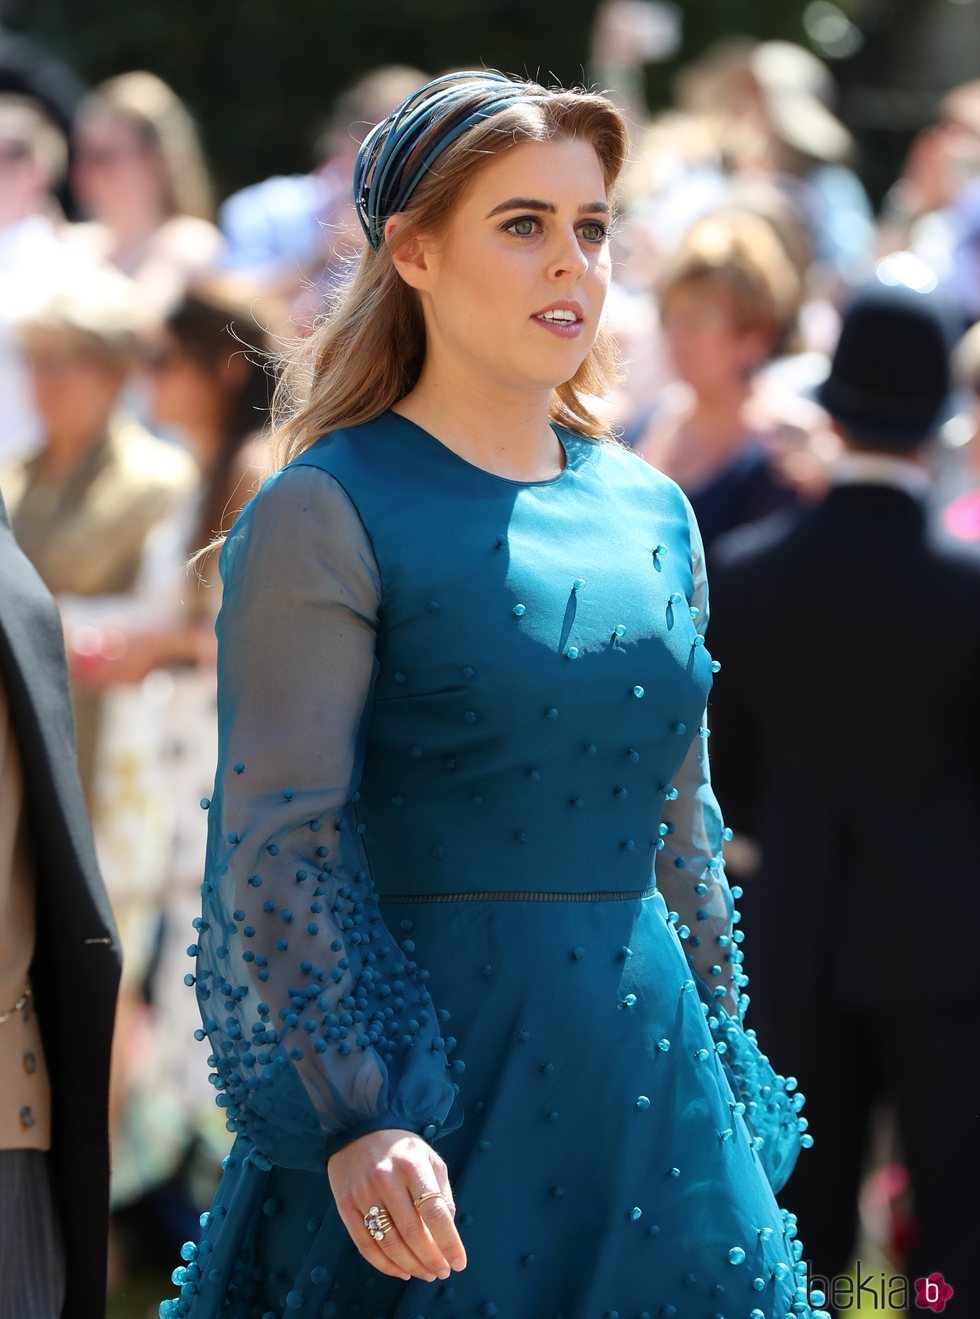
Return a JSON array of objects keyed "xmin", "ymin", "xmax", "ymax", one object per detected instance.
[{"xmin": 529, "ymin": 347, "xmax": 591, "ymax": 384}]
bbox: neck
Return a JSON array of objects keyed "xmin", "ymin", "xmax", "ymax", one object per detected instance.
[
  {"xmin": 182, "ymin": 416, "xmax": 225, "ymax": 474},
  {"xmin": 393, "ymin": 360, "xmax": 563, "ymax": 481},
  {"xmin": 106, "ymin": 200, "xmax": 167, "ymax": 251},
  {"xmin": 684, "ymin": 380, "xmax": 755, "ymax": 454},
  {"xmin": 39, "ymin": 424, "xmax": 109, "ymax": 480},
  {"xmin": 0, "ymin": 198, "xmax": 44, "ymax": 229}
]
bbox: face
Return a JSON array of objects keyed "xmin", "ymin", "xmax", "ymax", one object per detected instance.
[
  {"xmin": 0, "ymin": 137, "xmax": 42, "ymax": 225},
  {"xmin": 21, "ymin": 328, "xmax": 126, "ymax": 446},
  {"xmin": 73, "ymin": 114, "xmax": 165, "ymax": 223},
  {"xmin": 144, "ymin": 334, "xmax": 212, "ymax": 433},
  {"xmin": 393, "ymin": 136, "xmax": 612, "ymax": 398},
  {"xmin": 660, "ymin": 283, "xmax": 772, "ymax": 395}
]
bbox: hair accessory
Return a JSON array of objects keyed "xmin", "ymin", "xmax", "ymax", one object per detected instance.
[{"xmin": 353, "ymin": 70, "xmax": 545, "ymax": 251}]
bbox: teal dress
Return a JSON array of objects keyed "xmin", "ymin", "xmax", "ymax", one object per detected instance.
[{"xmin": 161, "ymin": 412, "xmax": 825, "ymax": 1319}]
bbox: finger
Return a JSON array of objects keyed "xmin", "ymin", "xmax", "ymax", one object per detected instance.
[
  {"xmin": 356, "ymin": 1191, "xmax": 444, "ymax": 1282},
  {"xmin": 431, "ymin": 1159, "xmax": 458, "ymax": 1220},
  {"xmin": 385, "ymin": 1182, "xmax": 453, "ymax": 1277},
  {"xmin": 333, "ymin": 1198, "xmax": 411, "ymax": 1281},
  {"xmin": 362, "ymin": 1216, "xmax": 430, "ymax": 1282},
  {"xmin": 425, "ymin": 1162, "xmax": 466, "ymax": 1268}
]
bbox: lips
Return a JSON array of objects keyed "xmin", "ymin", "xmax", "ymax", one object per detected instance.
[
  {"xmin": 532, "ymin": 299, "xmax": 585, "ymax": 326},
  {"xmin": 531, "ymin": 300, "xmax": 586, "ymax": 339}
]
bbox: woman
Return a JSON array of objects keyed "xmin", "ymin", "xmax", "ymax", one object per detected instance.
[
  {"xmin": 162, "ymin": 72, "xmax": 821, "ymax": 1319},
  {"xmin": 66, "ymin": 72, "xmax": 223, "ymax": 314},
  {"xmin": 0, "ymin": 263, "xmax": 196, "ymax": 802},
  {"xmin": 625, "ymin": 209, "xmax": 819, "ymax": 555}
]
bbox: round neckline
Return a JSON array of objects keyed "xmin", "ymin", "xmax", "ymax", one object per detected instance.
[{"xmin": 384, "ymin": 408, "xmax": 581, "ymax": 488}]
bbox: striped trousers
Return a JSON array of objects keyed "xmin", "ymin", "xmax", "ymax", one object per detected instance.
[{"xmin": 0, "ymin": 1149, "xmax": 65, "ymax": 1318}]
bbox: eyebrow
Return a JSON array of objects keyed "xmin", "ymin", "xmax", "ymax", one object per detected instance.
[{"xmin": 484, "ymin": 196, "xmax": 610, "ymax": 218}]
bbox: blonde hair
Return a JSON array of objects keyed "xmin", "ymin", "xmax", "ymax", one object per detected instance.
[
  {"xmin": 17, "ymin": 264, "xmax": 149, "ymax": 365},
  {"xmin": 78, "ymin": 71, "xmax": 214, "ymax": 220},
  {"xmin": 657, "ymin": 209, "xmax": 801, "ymax": 354},
  {"xmin": 269, "ymin": 80, "xmax": 630, "ymax": 472}
]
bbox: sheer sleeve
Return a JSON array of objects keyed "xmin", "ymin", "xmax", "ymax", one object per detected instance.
[
  {"xmin": 189, "ymin": 463, "xmax": 463, "ymax": 1173},
  {"xmin": 655, "ymin": 497, "xmax": 743, "ymax": 1023},
  {"xmin": 655, "ymin": 494, "xmax": 809, "ymax": 1194}
]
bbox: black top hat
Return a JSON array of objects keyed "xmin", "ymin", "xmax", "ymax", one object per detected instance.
[{"xmin": 815, "ymin": 274, "xmax": 957, "ymax": 450}]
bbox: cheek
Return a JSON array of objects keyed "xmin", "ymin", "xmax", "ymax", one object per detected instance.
[
  {"xmin": 667, "ymin": 326, "xmax": 736, "ymax": 367},
  {"xmin": 439, "ymin": 248, "xmax": 527, "ymax": 340},
  {"xmin": 592, "ymin": 248, "xmax": 612, "ymax": 294},
  {"xmin": 662, "ymin": 328, "xmax": 702, "ymax": 367},
  {"xmin": 156, "ymin": 368, "xmax": 211, "ymax": 420},
  {"xmin": 32, "ymin": 371, "xmax": 88, "ymax": 417},
  {"xmin": 72, "ymin": 165, "xmax": 101, "ymax": 205},
  {"xmin": 147, "ymin": 372, "xmax": 177, "ymax": 417}
]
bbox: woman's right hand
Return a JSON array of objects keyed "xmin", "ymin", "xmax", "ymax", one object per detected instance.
[{"xmin": 327, "ymin": 1128, "xmax": 467, "ymax": 1282}]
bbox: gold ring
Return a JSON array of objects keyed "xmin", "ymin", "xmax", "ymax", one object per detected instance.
[
  {"xmin": 413, "ymin": 1190, "xmax": 446, "ymax": 1210},
  {"xmin": 363, "ymin": 1204, "xmax": 393, "ymax": 1241}
]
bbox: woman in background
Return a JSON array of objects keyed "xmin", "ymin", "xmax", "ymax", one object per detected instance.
[
  {"xmin": 626, "ymin": 209, "xmax": 819, "ymax": 553},
  {"xmin": 66, "ymin": 72, "xmax": 223, "ymax": 314},
  {"xmin": 0, "ymin": 263, "xmax": 196, "ymax": 803}
]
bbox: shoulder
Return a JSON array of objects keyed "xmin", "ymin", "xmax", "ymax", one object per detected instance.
[
  {"xmin": 220, "ymin": 460, "xmax": 381, "ymax": 605},
  {"xmin": 0, "ymin": 461, "xmax": 30, "ymax": 515},
  {"xmin": 110, "ymin": 418, "xmax": 198, "ymax": 494},
  {"xmin": 711, "ymin": 505, "xmax": 810, "ymax": 575},
  {"xmin": 590, "ymin": 431, "xmax": 690, "ymax": 503},
  {"xmin": 277, "ymin": 414, "xmax": 424, "ymax": 500},
  {"xmin": 224, "ymin": 459, "xmax": 368, "ymax": 562},
  {"xmin": 59, "ymin": 220, "xmax": 110, "ymax": 260},
  {"xmin": 219, "ymin": 174, "xmax": 312, "ymax": 218},
  {"xmin": 154, "ymin": 215, "xmax": 224, "ymax": 259},
  {"xmin": 927, "ymin": 527, "xmax": 980, "ymax": 592}
]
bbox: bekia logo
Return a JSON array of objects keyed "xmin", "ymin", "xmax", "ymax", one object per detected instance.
[
  {"xmin": 914, "ymin": 1272, "xmax": 954, "ymax": 1312},
  {"xmin": 805, "ymin": 1260, "xmax": 955, "ymax": 1311}
]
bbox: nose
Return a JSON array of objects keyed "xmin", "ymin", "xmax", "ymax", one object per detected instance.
[{"xmin": 546, "ymin": 225, "xmax": 590, "ymax": 281}]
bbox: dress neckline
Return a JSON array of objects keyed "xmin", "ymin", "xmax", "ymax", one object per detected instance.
[{"xmin": 383, "ymin": 408, "xmax": 584, "ymax": 488}]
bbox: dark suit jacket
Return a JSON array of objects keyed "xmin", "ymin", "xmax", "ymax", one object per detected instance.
[
  {"xmin": 0, "ymin": 489, "xmax": 121, "ymax": 1318},
  {"xmin": 706, "ymin": 481, "xmax": 980, "ymax": 1013}
]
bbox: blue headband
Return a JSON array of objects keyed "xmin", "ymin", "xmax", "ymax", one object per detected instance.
[{"xmin": 353, "ymin": 71, "xmax": 546, "ymax": 252}]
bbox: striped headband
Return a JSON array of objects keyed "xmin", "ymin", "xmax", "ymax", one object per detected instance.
[{"xmin": 353, "ymin": 70, "xmax": 547, "ymax": 252}]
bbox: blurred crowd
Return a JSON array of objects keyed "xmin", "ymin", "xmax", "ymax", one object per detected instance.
[{"xmin": 2, "ymin": 6, "xmax": 980, "ymax": 1311}]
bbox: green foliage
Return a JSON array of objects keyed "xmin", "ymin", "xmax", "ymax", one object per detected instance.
[
  {"xmin": 15, "ymin": 0, "xmax": 612, "ymax": 197},
  {"xmin": 11, "ymin": 0, "xmax": 831, "ymax": 200}
]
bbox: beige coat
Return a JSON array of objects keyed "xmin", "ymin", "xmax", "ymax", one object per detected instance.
[
  {"xmin": 1, "ymin": 414, "xmax": 197, "ymax": 802},
  {"xmin": 0, "ymin": 677, "xmax": 51, "ymax": 1151}
]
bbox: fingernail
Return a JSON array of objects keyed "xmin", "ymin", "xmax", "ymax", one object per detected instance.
[{"xmin": 438, "ymin": 1269, "xmax": 450, "ymax": 1279}]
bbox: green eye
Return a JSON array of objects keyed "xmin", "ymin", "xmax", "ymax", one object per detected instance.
[
  {"xmin": 508, "ymin": 217, "xmax": 537, "ymax": 237},
  {"xmin": 579, "ymin": 221, "xmax": 607, "ymax": 243}
]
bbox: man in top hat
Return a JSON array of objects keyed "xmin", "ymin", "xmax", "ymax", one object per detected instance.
[{"xmin": 704, "ymin": 274, "xmax": 980, "ymax": 1315}]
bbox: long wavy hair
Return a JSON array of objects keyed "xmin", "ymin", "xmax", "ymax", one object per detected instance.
[
  {"xmin": 78, "ymin": 72, "xmax": 215, "ymax": 221},
  {"xmin": 269, "ymin": 78, "xmax": 630, "ymax": 472}
]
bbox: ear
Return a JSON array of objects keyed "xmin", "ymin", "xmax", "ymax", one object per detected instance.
[{"xmin": 386, "ymin": 214, "xmax": 434, "ymax": 293}]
